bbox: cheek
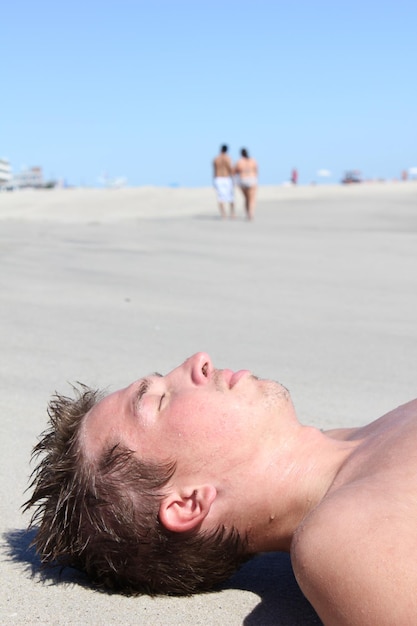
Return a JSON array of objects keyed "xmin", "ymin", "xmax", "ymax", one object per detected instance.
[
  {"xmin": 167, "ymin": 397, "xmax": 218, "ymax": 436},
  {"xmin": 175, "ymin": 397, "xmax": 255, "ymax": 447},
  {"xmin": 163, "ymin": 397, "xmax": 225, "ymax": 447}
]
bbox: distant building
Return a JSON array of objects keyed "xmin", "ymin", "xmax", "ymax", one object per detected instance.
[
  {"xmin": 0, "ymin": 158, "xmax": 12, "ymax": 188},
  {"xmin": 13, "ymin": 166, "xmax": 44, "ymax": 189}
]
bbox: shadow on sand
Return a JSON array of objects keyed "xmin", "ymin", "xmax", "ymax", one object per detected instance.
[
  {"xmin": 3, "ymin": 527, "xmax": 90, "ymax": 589},
  {"xmin": 222, "ymin": 552, "xmax": 322, "ymax": 625},
  {"xmin": 4, "ymin": 528, "xmax": 322, "ymax": 625}
]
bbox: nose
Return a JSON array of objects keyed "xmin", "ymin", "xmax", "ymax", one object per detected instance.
[{"xmin": 187, "ymin": 352, "xmax": 212, "ymax": 385}]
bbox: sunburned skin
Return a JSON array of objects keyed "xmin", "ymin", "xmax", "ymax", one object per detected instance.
[
  {"xmin": 291, "ymin": 398, "xmax": 417, "ymax": 626},
  {"xmin": 81, "ymin": 352, "xmax": 417, "ymax": 624}
]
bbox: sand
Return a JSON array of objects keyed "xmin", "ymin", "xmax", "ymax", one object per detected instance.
[{"xmin": 1, "ymin": 182, "xmax": 416, "ymax": 625}]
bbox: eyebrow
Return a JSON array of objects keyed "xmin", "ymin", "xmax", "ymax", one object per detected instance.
[{"xmin": 132, "ymin": 372, "xmax": 163, "ymax": 417}]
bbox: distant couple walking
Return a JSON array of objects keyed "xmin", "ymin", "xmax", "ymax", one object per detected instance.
[{"xmin": 212, "ymin": 145, "xmax": 258, "ymax": 220}]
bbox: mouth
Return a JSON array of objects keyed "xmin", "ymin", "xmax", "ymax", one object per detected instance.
[
  {"xmin": 223, "ymin": 369, "xmax": 250, "ymax": 388},
  {"xmin": 230, "ymin": 370, "xmax": 250, "ymax": 388}
]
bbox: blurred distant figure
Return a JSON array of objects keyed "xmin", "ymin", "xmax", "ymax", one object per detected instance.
[
  {"xmin": 234, "ymin": 148, "xmax": 258, "ymax": 220},
  {"xmin": 212, "ymin": 145, "xmax": 235, "ymax": 219},
  {"xmin": 291, "ymin": 168, "xmax": 298, "ymax": 185},
  {"xmin": 342, "ymin": 170, "xmax": 362, "ymax": 184},
  {"xmin": 401, "ymin": 170, "xmax": 408, "ymax": 182}
]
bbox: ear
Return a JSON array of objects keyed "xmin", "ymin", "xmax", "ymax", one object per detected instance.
[{"xmin": 159, "ymin": 485, "xmax": 217, "ymax": 533}]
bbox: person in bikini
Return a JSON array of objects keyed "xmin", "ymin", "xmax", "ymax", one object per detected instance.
[
  {"xmin": 234, "ymin": 148, "xmax": 258, "ymax": 220},
  {"xmin": 26, "ymin": 351, "xmax": 417, "ymax": 625}
]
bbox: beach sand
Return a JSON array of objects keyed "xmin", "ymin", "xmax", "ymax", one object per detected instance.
[{"xmin": 1, "ymin": 182, "xmax": 416, "ymax": 624}]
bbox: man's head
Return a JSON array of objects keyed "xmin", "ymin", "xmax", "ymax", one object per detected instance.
[
  {"xmin": 221, "ymin": 144, "xmax": 228, "ymax": 153},
  {"xmin": 241, "ymin": 148, "xmax": 249, "ymax": 158},
  {"xmin": 25, "ymin": 353, "xmax": 293, "ymax": 594}
]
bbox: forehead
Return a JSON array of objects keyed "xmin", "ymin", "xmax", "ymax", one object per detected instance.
[{"xmin": 80, "ymin": 384, "xmax": 133, "ymax": 461}]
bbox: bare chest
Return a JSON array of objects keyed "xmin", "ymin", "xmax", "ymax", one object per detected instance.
[{"xmin": 334, "ymin": 399, "xmax": 417, "ymax": 494}]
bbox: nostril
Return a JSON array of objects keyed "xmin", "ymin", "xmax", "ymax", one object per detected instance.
[{"xmin": 191, "ymin": 352, "xmax": 211, "ymax": 383}]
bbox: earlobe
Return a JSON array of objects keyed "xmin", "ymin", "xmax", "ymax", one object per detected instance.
[{"xmin": 159, "ymin": 485, "xmax": 217, "ymax": 533}]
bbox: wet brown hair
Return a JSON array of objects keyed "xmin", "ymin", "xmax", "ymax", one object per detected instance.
[{"xmin": 24, "ymin": 385, "xmax": 249, "ymax": 595}]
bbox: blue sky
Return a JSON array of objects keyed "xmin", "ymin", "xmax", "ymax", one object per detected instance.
[{"xmin": 2, "ymin": 1, "xmax": 416, "ymax": 187}]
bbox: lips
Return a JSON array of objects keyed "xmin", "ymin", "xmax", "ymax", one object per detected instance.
[{"xmin": 229, "ymin": 369, "xmax": 250, "ymax": 388}]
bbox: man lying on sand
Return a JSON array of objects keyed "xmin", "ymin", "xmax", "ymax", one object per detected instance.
[{"xmin": 26, "ymin": 352, "xmax": 417, "ymax": 625}]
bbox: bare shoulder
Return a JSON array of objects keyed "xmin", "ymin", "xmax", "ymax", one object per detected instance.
[
  {"xmin": 378, "ymin": 396, "xmax": 417, "ymax": 421},
  {"xmin": 291, "ymin": 487, "xmax": 417, "ymax": 625}
]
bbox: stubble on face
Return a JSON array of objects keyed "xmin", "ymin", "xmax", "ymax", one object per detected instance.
[{"xmin": 256, "ymin": 377, "xmax": 291, "ymax": 413}]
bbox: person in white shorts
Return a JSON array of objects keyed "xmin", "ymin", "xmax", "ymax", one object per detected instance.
[{"xmin": 212, "ymin": 144, "xmax": 235, "ymax": 219}]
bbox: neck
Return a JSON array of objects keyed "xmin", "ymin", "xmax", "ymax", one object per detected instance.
[{"xmin": 245, "ymin": 425, "xmax": 360, "ymax": 553}]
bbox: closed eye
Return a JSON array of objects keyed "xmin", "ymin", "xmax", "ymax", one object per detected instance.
[
  {"xmin": 158, "ymin": 394, "xmax": 165, "ymax": 411},
  {"xmin": 134, "ymin": 379, "xmax": 150, "ymax": 416},
  {"xmin": 133, "ymin": 373, "xmax": 164, "ymax": 417}
]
